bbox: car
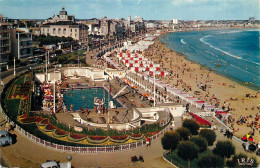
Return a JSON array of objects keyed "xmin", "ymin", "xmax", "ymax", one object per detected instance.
[
  {"xmin": 0, "ymin": 131, "xmax": 12, "ymax": 147},
  {"xmin": 40, "ymin": 160, "xmax": 70, "ymax": 168}
]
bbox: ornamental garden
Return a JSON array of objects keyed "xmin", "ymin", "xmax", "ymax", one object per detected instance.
[{"xmin": 1, "ymin": 69, "xmax": 173, "ymax": 147}]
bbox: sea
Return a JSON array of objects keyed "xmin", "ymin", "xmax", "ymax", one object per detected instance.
[{"xmin": 159, "ymin": 29, "xmax": 260, "ymax": 89}]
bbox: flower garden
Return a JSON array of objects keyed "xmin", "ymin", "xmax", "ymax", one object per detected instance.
[
  {"xmin": 1, "ymin": 71, "xmax": 172, "ymax": 147},
  {"xmin": 189, "ymin": 112, "xmax": 211, "ymax": 128}
]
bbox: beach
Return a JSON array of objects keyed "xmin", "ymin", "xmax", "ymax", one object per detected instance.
[{"xmin": 145, "ymin": 38, "xmax": 260, "ymax": 142}]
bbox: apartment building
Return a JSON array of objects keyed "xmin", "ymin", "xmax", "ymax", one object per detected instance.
[
  {"xmin": 0, "ymin": 15, "xmax": 12, "ymax": 63},
  {"xmin": 11, "ymin": 28, "xmax": 33, "ymax": 59}
]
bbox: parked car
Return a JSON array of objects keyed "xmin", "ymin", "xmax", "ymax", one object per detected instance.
[
  {"xmin": 0, "ymin": 131, "xmax": 12, "ymax": 147},
  {"xmin": 40, "ymin": 160, "xmax": 70, "ymax": 168}
]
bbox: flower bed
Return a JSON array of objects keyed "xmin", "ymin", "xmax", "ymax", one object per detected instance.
[
  {"xmin": 20, "ymin": 116, "xmax": 39, "ymax": 123},
  {"xmin": 88, "ymin": 136, "xmax": 107, "ymax": 141},
  {"xmin": 53, "ymin": 129, "xmax": 68, "ymax": 138},
  {"xmin": 190, "ymin": 112, "xmax": 211, "ymax": 127},
  {"xmin": 129, "ymin": 134, "xmax": 144, "ymax": 140},
  {"xmin": 38, "ymin": 118, "xmax": 49, "ymax": 125},
  {"xmin": 68, "ymin": 133, "xmax": 87, "ymax": 142},
  {"xmin": 44, "ymin": 124, "xmax": 56, "ymax": 131},
  {"xmin": 110, "ymin": 135, "xmax": 128, "ymax": 140},
  {"xmin": 145, "ymin": 131, "xmax": 159, "ymax": 137},
  {"xmin": 109, "ymin": 135, "xmax": 130, "ymax": 143},
  {"xmin": 86, "ymin": 136, "xmax": 109, "ymax": 144}
]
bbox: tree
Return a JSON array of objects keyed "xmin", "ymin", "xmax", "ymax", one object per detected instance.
[
  {"xmin": 161, "ymin": 131, "xmax": 181, "ymax": 152},
  {"xmin": 226, "ymin": 153, "xmax": 259, "ymax": 168},
  {"xmin": 213, "ymin": 140, "xmax": 235, "ymax": 164},
  {"xmin": 198, "ymin": 153, "xmax": 224, "ymax": 168},
  {"xmin": 199, "ymin": 129, "xmax": 216, "ymax": 146},
  {"xmin": 182, "ymin": 119, "xmax": 200, "ymax": 135},
  {"xmin": 190, "ymin": 136, "xmax": 208, "ymax": 152},
  {"xmin": 177, "ymin": 141, "xmax": 199, "ymax": 168},
  {"xmin": 176, "ymin": 127, "xmax": 191, "ymax": 140}
]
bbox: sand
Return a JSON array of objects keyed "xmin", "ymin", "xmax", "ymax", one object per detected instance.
[{"xmin": 145, "ymin": 39, "xmax": 260, "ymax": 142}]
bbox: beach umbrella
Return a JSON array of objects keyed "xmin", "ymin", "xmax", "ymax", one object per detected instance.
[
  {"xmin": 135, "ymin": 67, "xmax": 139, "ymax": 72},
  {"xmin": 156, "ymin": 67, "xmax": 160, "ymax": 71},
  {"xmin": 242, "ymin": 134, "xmax": 253, "ymax": 142}
]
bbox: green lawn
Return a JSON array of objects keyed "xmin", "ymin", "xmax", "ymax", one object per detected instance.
[{"xmin": 166, "ymin": 149, "xmax": 213, "ymax": 168}]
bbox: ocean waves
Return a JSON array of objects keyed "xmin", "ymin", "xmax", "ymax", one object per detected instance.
[
  {"xmin": 159, "ymin": 29, "xmax": 260, "ymax": 87},
  {"xmin": 200, "ymin": 35, "xmax": 243, "ymax": 60}
]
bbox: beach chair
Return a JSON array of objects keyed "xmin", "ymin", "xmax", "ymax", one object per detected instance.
[
  {"xmin": 113, "ymin": 116, "xmax": 120, "ymax": 123},
  {"xmin": 88, "ymin": 118, "xmax": 94, "ymax": 123},
  {"xmin": 99, "ymin": 117, "xmax": 106, "ymax": 124}
]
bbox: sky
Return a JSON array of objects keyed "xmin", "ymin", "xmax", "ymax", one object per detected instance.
[{"xmin": 0, "ymin": 0, "xmax": 259, "ymax": 20}]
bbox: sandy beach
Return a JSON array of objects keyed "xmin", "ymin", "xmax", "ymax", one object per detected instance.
[{"xmin": 144, "ymin": 38, "xmax": 260, "ymax": 142}]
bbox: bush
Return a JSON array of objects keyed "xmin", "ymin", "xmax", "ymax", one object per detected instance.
[
  {"xmin": 161, "ymin": 131, "xmax": 181, "ymax": 151},
  {"xmin": 182, "ymin": 119, "xmax": 200, "ymax": 135},
  {"xmin": 226, "ymin": 153, "xmax": 259, "ymax": 168},
  {"xmin": 177, "ymin": 141, "xmax": 199, "ymax": 161},
  {"xmin": 176, "ymin": 127, "xmax": 191, "ymax": 140},
  {"xmin": 198, "ymin": 153, "xmax": 224, "ymax": 168},
  {"xmin": 213, "ymin": 141, "xmax": 235, "ymax": 159},
  {"xmin": 199, "ymin": 129, "xmax": 216, "ymax": 146},
  {"xmin": 190, "ymin": 136, "xmax": 208, "ymax": 152}
]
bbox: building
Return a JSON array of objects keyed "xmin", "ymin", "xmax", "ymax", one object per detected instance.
[
  {"xmin": 172, "ymin": 19, "xmax": 179, "ymax": 24},
  {"xmin": 11, "ymin": 28, "xmax": 33, "ymax": 59},
  {"xmin": 44, "ymin": 7, "xmax": 75, "ymax": 24},
  {"xmin": 0, "ymin": 15, "xmax": 12, "ymax": 64},
  {"xmin": 133, "ymin": 16, "xmax": 144, "ymax": 23},
  {"xmin": 41, "ymin": 21, "xmax": 88, "ymax": 44},
  {"xmin": 41, "ymin": 8, "xmax": 88, "ymax": 44}
]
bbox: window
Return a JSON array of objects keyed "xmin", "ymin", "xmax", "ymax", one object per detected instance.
[
  {"xmin": 63, "ymin": 28, "xmax": 66, "ymax": 34},
  {"xmin": 71, "ymin": 29, "xmax": 72, "ymax": 32},
  {"xmin": 58, "ymin": 28, "xmax": 61, "ymax": 34},
  {"xmin": 53, "ymin": 28, "xmax": 56, "ymax": 34}
]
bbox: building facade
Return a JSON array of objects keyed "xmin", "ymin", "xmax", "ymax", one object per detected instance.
[
  {"xmin": 0, "ymin": 15, "xmax": 12, "ymax": 63},
  {"xmin": 11, "ymin": 28, "xmax": 33, "ymax": 59},
  {"xmin": 41, "ymin": 8, "xmax": 88, "ymax": 44},
  {"xmin": 41, "ymin": 21, "xmax": 88, "ymax": 43}
]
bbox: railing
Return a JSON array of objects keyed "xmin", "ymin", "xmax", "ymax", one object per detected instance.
[
  {"xmin": 13, "ymin": 122, "xmax": 170, "ymax": 153},
  {"xmin": 163, "ymin": 151, "xmax": 185, "ymax": 168},
  {"xmin": 213, "ymin": 116, "xmax": 244, "ymax": 144}
]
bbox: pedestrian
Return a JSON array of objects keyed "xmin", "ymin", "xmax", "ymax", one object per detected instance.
[
  {"xmin": 5, "ymin": 122, "xmax": 10, "ymax": 132},
  {"xmin": 146, "ymin": 137, "xmax": 150, "ymax": 147}
]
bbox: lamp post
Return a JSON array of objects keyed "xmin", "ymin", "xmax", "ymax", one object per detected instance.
[
  {"xmin": 153, "ymin": 69, "xmax": 155, "ymax": 107},
  {"xmin": 45, "ymin": 51, "xmax": 48, "ymax": 81},
  {"xmin": 53, "ymin": 64, "xmax": 61, "ymax": 114},
  {"xmin": 12, "ymin": 56, "xmax": 15, "ymax": 76}
]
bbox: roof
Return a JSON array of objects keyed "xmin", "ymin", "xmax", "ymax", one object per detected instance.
[
  {"xmin": 0, "ymin": 131, "xmax": 8, "ymax": 136},
  {"xmin": 43, "ymin": 21, "xmax": 78, "ymax": 26}
]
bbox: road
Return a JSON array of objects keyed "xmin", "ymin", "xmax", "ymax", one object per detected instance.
[{"xmin": 0, "ymin": 63, "xmax": 40, "ymax": 80}]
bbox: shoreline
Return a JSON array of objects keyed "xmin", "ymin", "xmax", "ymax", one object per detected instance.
[
  {"xmin": 146, "ymin": 36, "xmax": 260, "ymax": 141},
  {"xmin": 159, "ymin": 29, "xmax": 260, "ymax": 91}
]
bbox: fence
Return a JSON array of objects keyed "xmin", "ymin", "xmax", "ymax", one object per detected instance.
[
  {"xmin": 14, "ymin": 123, "xmax": 170, "ymax": 153},
  {"xmin": 163, "ymin": 151, "xmax": 185, "ymax": 168}
]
